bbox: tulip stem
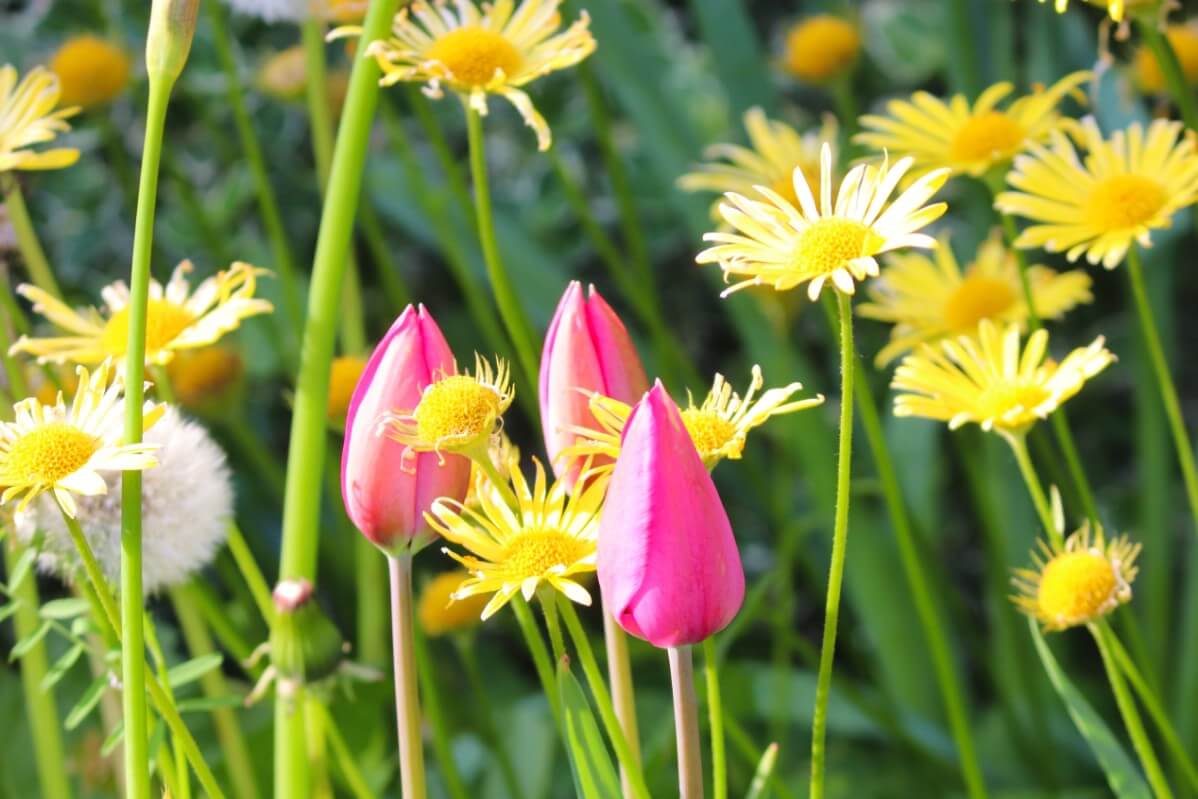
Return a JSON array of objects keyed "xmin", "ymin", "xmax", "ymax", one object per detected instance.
[
  {"xmin": 2, "ymin": 176, "xmax": 60, "ymax": 298},
  {"xmin": 669, "ymin": 646, "xmax": 704, "ymax": 799},
  {"xmin": 809, "ymin": 291, "xmax": 855, "ymax": 799},
  {"xmin": 388, "ymin": 555, "xmax": 428, "ymax": 799},
  {"xmin": 464, "ymin": 105, "xmax": 541, "ymax": 401},
  {"xmin": 702, "ymin": 638, "xmax": 726, "ymax": 799},
  {"xmin": 603, "ymin": 610, "xmax": 643, "ymax": 798}
]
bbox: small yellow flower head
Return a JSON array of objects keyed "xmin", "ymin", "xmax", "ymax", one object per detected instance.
[
  {"xmin": 858, "ymin": 231, "xmax": 1093, "ymax": 365},
  {"xmin": 781, "ymin": 15, "xmax": 860, "ymax": 83},
  {"xmin": 0, "ymin": 360, "xmax": 162, "ymax": 518},
  {"xmin": 995, "ymin": 117, "xmax": 1198, "ymax": 269},
  {"xmin": 1134, "ymin": 24, "xmax": 1198, "ymax": 94},
  {"xmin": 427, "ymin": 458, "xmax": 605, "ymax": 620},
  {"xmin": 11, "ymin": 260, "xmax": 273, "ymax": 367},
  {"xmin": 892, "ymin": 320, "xmax": 1114, "ymax": 440},
  {"xmin": 856, "ymin": 71, "xmax": 1091, "ymax": 179},
  {"xmin": 50, "ymin": 36, "xmax": 132, "ymax": 109},
  {"xmin": 0, "ymin": 65, "xmax": 80, "ymax": 172},
  {"xmin": 697, "ymin": 144, "xmax": 950, "ymax": 301},
  {"xmin": 340, "ymin": 0, "xmax": 596, "ymax": 150},
  {"xmin": 1013, "ymin": 523, "xmax": 1140, "ymax": 631},
  {"xmin": 561, "ymin": 365, "xmax": 823, "ymax": 472},
  {"xmin": 418, "ymin": 571, "xmax": 489, "ymax": 636},
  {"xmin": 384, "ymin": 355, "xmax": 514, "ymax": 459},
  {"xmin": 679, "ymin": 107, "xmax": 838, "ymax": 222},
  {"xmin": 327, "ymin": 355, "xmax": 367, "ymax": 427},
  {"xmin": 257, "ymin": 46, "xmax": 308, "ymax": 100},
  {"xmin": 166, "ymin": 346, "xmax": 245, "ymax": 411}
]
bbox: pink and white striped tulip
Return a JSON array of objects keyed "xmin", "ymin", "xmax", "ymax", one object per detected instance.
[
  {"xmin": 341, "ymin": 305, "xmax": 471, "ymax": 553},
  {"xmin": 597, "ymin": 381, "xmax": 745, "ymax": 647}
]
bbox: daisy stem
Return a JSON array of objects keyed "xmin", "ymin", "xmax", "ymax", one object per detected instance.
[
  {"xmin": 540, "ymin": 589, "xmax": 567, "ymax": 663},
  {"xmin": 226, "ymin": 522, "xmax": 276, "ymax": 625},
  {"xmin": 668, "ymin": 645, "xmax": 704, "ymax": 799},
  {"xmin": 602, "ymin": 609, "xmax": 644, "ymax": 799},
  {"xmin": 387, "ymin": 554, "xmax": 428, "ymax": 799},
  {"xmin": 702, "ymin": 637, "xmax": 726, "ymax": 799},
  {"xmin": 556, "ymin": 595, "xmax": 653, "ymax": 799},
  {"xmin": 510, "ymin": 594, "xmax": 562, "ymax": 724},
  {"xmin": 470, "ymin": 449, "xmax": 521, "ymax": 510},
  {"xmin": 143, "ymin": 614, "xmax": 190, "ymax": 799},
  {"xmin": 809, "ymin": 292, "xmax": 856, "ymax": 799},
  {"xmin": 1006, "ymin": 434, "xmax": 1062, "ymax": 548},
  {"xmin": 464, "ymin": 105, "xmax": 541, "ymax": 402},
  {"xmin": 1, "ymin": 176, "xmax": 61, "ymax": 298},
  {"xmin": 1092, "ymin": 620, "xmax": 1175, "ymax": 799},
  {"xmin": 411, "ymin": 622, "xmax": 470, "ymax": 799},
  {"xmin": 1126, "ymin": 246, "xmax": 1198, "ymax": 543},
  {"xmin": 1138, "ymin": 19, "xmax": 1198, "ymax": 134}
]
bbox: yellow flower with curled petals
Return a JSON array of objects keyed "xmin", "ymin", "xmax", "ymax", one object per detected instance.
[
  {"xmin": 0, "ymin": 65, "xmax": 79, "ymax": 172},
  {"xmin": 337, "ymin": 0, "xmax": 595, "ymax": 150},
  {"xmin": 859, "ymin": 232, "xmax": 1093, "ymax": 365},
  {"xmin": 11, "ymin": 261, "xmax": 273, "ymax": 368}
]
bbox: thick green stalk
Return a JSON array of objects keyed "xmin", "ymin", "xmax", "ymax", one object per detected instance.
[
  {"xmin": 809, "ymin": 292, "xmax": 856, "ymax": 799},
  {"xmin": 1093, "ymin": 622, "xmax": 1175, "ymax": 799},
  {"xmin": 603, "ymin": 610, "xmax": 643, "ymax": 799},
  {"xmin": 207, "ymin": 0, "xmax": 303, "ymax": 335},
  {"xmin": 2, "ymin": 176, "xmax": 60, "ymax": 296},
  {"xmin": 702, "ymin": 638, "xmax": 726, "ymax": 799},
  {"xmin": 1138, "ymin": 19, "xmax": 1198, "ymax": 132},
  {"xmin": 388, "ymin": 555, "xmax": 427, "ymax": 799},
  {"xmin": 1006, "ymin": 434, "xmax": 1061, "ymax": 547},
  {"xmin": 669, "ymin": 646, "xmax": 704, "ymax": 799},
  {"xmin": 412, "ymin": 623, "xmax": 469, "ymax": 799},
  {"xmin": 464, "ymin": 106, "xmax": 540, "ymax": 399}
]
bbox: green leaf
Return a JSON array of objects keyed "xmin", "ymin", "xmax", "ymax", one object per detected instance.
[
  {"xmin": 40, "ymin": 642, "xmax": 86, "ymax": 691},
  {"xmin": 1029, "ymin": 621, "xmax": 1152, "ymax": 799},
  {"xmin": 176, "ymin": 694, "xmax": 244, "ymax": 713},
  {"xmin": 0, "ymin": 600, "xmax": 21, "ymax": 625},
  {"xmin": 65, "ymin": 673, "xmax": 109, "ymax": 730},
  {"xmin": 557, "ymin": 659, "xmax": 622, "ymax": 799},
  {"xmin": 167, "ymin": 653, "xmax": 224, "ymax": 689},
  {"xmin": 9, "ymin": 620, "xmax": 50, "ymax": 661},
  {"xmin": 745, "ymin": 742, "xmax": 779, "ymax": 799},
  {"xmin": 686, "ymin": 0, "xmax": 777, "ymax": 117},
  {"xmin": 101, "ymin": 719, "xmax": 124, "ymax": 756},
  {"xmin": 6, "ymin": 548, "xmax": 38, "ymax": 594},
  {"xmin": 39, "ymin": 597, "xmax": 91, "ymax": 620}
]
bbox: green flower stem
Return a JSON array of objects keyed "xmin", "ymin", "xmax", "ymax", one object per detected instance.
[
  {"xmin": 1092, "ymin": 621, "xmax": 1175, "ymax": 799},
  {"xmin": 540, "ymin": 590, "xmax": 567, "ymax": 663},
  {"xmin": 357, "ymin": 199, "xmax": 412, "ymax": 311},
  {"xmin": 170, "ymin": 583, "xmax": 261, "ymax": 799},
  {"xmin": 945, "ymin": 0, "xmax": 982, "ymax": 97},
  {"xmin": 556, "ymin": 595, "xmax": 653, "ymax": 799},
  {"xmin": 187, "ymin": 579, "xmax": 257, "ymax": 666},
  {"xmin": 122, "ymin": 63, "xmax": 179, "ymax": 798},
  {"xmin": 274, "ymin": 0, "xmax": 397, "ymax": 789},
  {"xmin": 320, "ymin": 702, "xmax": 379, "ymax": 799},
  {"xmin": 225, "ymin": 523, "xmax": 276, "ymax": 625},
  {"xmin": 669, "ymin": 645, "xmax": 704, "ymax": 799},
  {"xmin": 207, "ymin": 0, "xmax": 303, "ymax": 338},
  {"xmin": 510, "ymin": 594, "xmax": 562, "ymax": 724},
  {"xmin": 3, "ymin": 540, "xmax": 72, "ymax": 799},
  {"xmin": 304, "ymin": 694, "xmax": 335, "ymax": 797},
  {"xmin": 388, "ymin": 554, "xmax": 428, "ymax": 799},
  {"xmin": 470, "ymin": 449, "xmax": 521, "ymax": 510},
  {"xmin": 702, "ymin": 638, "xmax": 726, "ymax": 799},
  {"xmin": 1138, "ymin": 19, "xmax": 1198, "ymax": 132},
  {"xmin": 2, "ymin": 176, "xmax": 61, "ymax": 297},
  {"xmin": 1127, "ymin": 246, "xmax": 1198, "ymax": 542},
  {"xmin": 454, "ymin": 636, "xmax": 525, "ymax": 799},
  {"xmin": 412, "ymin": 622, "xmax": 470, "ymax": 799},
  {"xmin": 464, "ymin": 105, "xmax": 541, "ymax": 401},
  {"xmin": 602, "ymin": 609, "xmax": 643, "ymax": 799},
  {"xmin": 1006, "ymin": 433, "xmax": 1061, "ymax": 546},
  {"xmin": 143, "ymin": 614, "xmax": 190, "ymax": 799},
  {"xmin": 222, "ymin": 417, "xmax": 287, "ymax": 503},
  {"xmin": 809, "ymin": 292, "xmax": 856, "ymax": 799}
]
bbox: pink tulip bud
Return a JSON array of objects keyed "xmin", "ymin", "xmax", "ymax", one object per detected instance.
[
  {"xmin": 341, "ymin": 305, "xmax": 471, "ymax": 553},
  {"xmin": 540, "ymin": 281, "xmax": 648, "ymax": 482},
  {"xmin": 598, "ymin": 382, "xmax": 745, "ymax": 647}
]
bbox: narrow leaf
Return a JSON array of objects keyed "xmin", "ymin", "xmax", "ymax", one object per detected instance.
[
  {"xmin": 0, "ymin": 600, "xmax": 22, "ymax": 625},
  {"xmin": 65, "ymin": 673, "xmax": 109, "ymax": 730},
  {"xmin": 745, "ymin": 742, "xmax": 779, "ymax": 799},
  {"xmin": 41, "ymin": 642, "xmax": 86, "ymax": 691},
  {"xmin": 557, "ymin": 658, "xmax": 621, "ymax": 799},
  {"xmin": 39, "ymin": 597, "xmax": 91, "ymax": 620},
  {"xmin": 167, "ymin": 653, "xmax": 223, "ymax": 689},
  {"xmin": 9, "ymin": 620, "xmax": 51, "ymax": 660},
  {"xmin": 101, "ymin": 720, "xmax": 125, "ymax": 756},
  {"xmin": 6, "ymin": 548, "xmax": 37, "ymax": 594}
]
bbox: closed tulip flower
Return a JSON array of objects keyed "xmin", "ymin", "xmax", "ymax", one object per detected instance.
[
  {"xmin": 540, "ymin": 281, "xmax": 648, "ymax": 483},
  {"xmin": 341, "ymin": 305, "xmax": 471, "ymax": 553}
]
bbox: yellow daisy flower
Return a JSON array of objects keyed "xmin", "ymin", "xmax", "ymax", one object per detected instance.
[
  {"xmin": 344, "ymin": 0, "xmax": 596, "ymax": 151},
  {"xmin": 49, "ymin": 35, "xmax": 132, "ymax": 110},
  {"xmin": 0, "ymin": 65, "xmax": 79, "ymax": 172},
  {"xmin": 166, "ymin": 346, "xmax": 245, "ymax": 412},
  {"xmin": 858, "ymin": 232, "xmax": 1093, "ymax": 365},
  {"xmin": 426, "ymin": 458, "xmax": 605, "ymax": 620},
  {"xmin": 560, "ymin": 365, "xmax": 823, "ymax": 471},
  {"xmin": 781, "ymin": 15, "xmax": 860, "ymax": 83},
  {"xmin": 1012, "ymin": 523, "xmax": 1140, "ymax": 631},
  {"xmin": 855, "ymin": 71, "xmax": 1091, "ymax": 179},
  {"xmin": 892, "ymin": 320, "xmax": 1114, "ymax": 440},
  {"xmin": 327, "ymin": 354, "xmax": 367, "ymax": 427},
  {"xmin": 11, "ymin": 260, "xmax": 273, "ymax": 367},
  {"xmin": 418, "ymin": 570, "xmax": 489, "ymax": 636},
  {"xmin": 384, "ymin": 354, "xmax": 514, "ymax": 459},
  {"xmin": 696, "ymin": 144, "xmax": 950, "ymax": 300},
  {"xmin": 0, "ymin": 360, "xmax": 162, "ymax": 518},
  {"xmin": 1133, "ymin": 22, "xmax": 1198, "ymax": 94},
  {"xmin": 995, "ymin": 117, "xmax": 1198, "ymax": 269},
  {"xmin": 678, "ymin": 107, "xmax": 838, "ymax": 222}
]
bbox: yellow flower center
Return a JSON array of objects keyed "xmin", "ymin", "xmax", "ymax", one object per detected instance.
[
  {"xmin": 944, "ymin": 276, "xmax": 1017, "ymax": 331},
  {"xmin": 978, "ymin": 381, "xmax": 1050, "ymax": 429},
  {"xmin": 426, "ymin": 27, "xmax": 523, "ymax": 88},
  {"xmin": 1037, "ymin": 550, "xmax": 1118, "ymax": 626},
  {"xmin": 166, "ymin": 347, "xmax": 244, "ymax": 408},
  {"xmin": 1085, "ymin": 175, "xmax": 1167, "ymax": 232},
  {"xmin": 4, "ymin": 422, "xmax": 99, "ymax": 484},
  {"xmin": 948, "ymin": 111, "xmax": 1025, "ymax": 166},
  {"xmin": 793, "ymin": 218, "xmax": 873, "ymax": 277},
  {"xmin": 414, "ymin": 375, "xmax": 502, "ymax": 445},
  {"xmin": 502, "ymin": 531, "xmax": 591, "ymax": 578},
  {"xmin": 783, "ymin": 16, "xmax": 860, "ymax": 82},
  {"xmin": 328, "ymin": 356, "xmax": 368, "ymax": 422},
  {"xmin": 101, "ymin": 299, "xmax": 197, "ymax": 358},
  {"xmin": 681, "ymin": 408, "xmax": 738, "ymax": 461}
]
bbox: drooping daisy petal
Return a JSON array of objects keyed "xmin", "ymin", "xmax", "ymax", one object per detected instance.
[{"xmin": 0, "ymin": 65, "xmax": 80, "ymax": 172}]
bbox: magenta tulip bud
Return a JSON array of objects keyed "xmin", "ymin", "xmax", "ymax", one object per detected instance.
[
  {"xmin": 597, "ymin": 382, "xmax": 745, "ymax": 647},
  {"xmin": 540, "ymin": 282, "xmax": 648, "ymax": 483},
  {"xmin": 341, "ymin": 305, "xmax": 471, "ymax": 553}
]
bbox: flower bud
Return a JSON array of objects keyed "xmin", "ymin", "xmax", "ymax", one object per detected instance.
[
  {"xmin": 146, "ymin": 0, "xmax": 199, "ymax": 83},
  {"xmin": 598, "ymin": 382, "xmax": 744, "ymax": 647},
  {"xmin": 341, "ymin": 305, "xmax": 471, "ymax": 553},
  {"xmin": 270, "ymin": 579, "xmax": 345, "ymax": 684},
  {"xmin": 540, "ymin": 281, "xmax": 648, "ymax": 485}
]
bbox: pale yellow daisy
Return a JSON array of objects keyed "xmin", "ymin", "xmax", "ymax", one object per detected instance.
[{"xmin": 0, "ymin": 65, "xmax": 79, "ymax": 172}]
